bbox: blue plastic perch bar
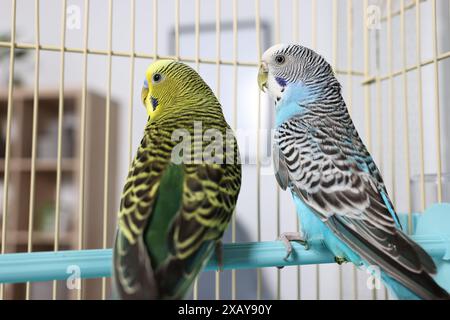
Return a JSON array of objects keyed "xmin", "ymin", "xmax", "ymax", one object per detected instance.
[
  {"xmin": 0, "ymin": 204, "xmax": 449, "ymax": 285},
  {"xmin": 0, "ymin": 235, "xmax": 447, "ymax": 284}
]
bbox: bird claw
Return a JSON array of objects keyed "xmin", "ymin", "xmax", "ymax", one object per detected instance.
[
  {"xmin": 276, "ymin": 232, "xmax": 308, "ymax": 269},
  {"xmin": 334, "ymin": 256, "xmax": 347, "ymax": 265}
]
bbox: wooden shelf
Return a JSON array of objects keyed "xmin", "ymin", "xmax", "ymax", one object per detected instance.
[
  {"xmin": 0, "ymin": 231, "xmax": 75, "ymax": 247},
  {"xmin": 0, "ymin": 87, "xmax": 86, "ymax": 101},
  {"xmin": 0, "ymin": 158, "xmax": 78, "ymax": 172},
  {"xmin": 0, "ymin": 88, "xmax": 119, "ymax": 299}
]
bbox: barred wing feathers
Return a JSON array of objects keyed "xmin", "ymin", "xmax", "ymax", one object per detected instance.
[
  {"xmin": 114, "ymin": 122, "xmax": 241, "ymax": 299},
  {"xmin": 275, "ymin": 114, "xmax": 448, "ymax": 299}
]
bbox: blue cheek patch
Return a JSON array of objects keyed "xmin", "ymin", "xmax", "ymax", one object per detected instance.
[
  {"xmin": 275, "ymin": 77, "xmax": 287, "ymax": 87},
  {"xmin": 151, "ymin": 96, "xmax": 158, "ymax": 111},
  {"xmin": 143, "ymin": 78, "xmax": 149, "ymax": 88}
]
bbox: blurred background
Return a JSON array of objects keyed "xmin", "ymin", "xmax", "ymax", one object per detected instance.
[{"xmin": 0, "ymin": 0, "xmax": 449, "ymax": 299}]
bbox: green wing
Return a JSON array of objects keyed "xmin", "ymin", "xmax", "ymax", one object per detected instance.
[
  {"xmin": 113, "ymin": 126, "xmax": 241, "ymax": 299},
  {"xmin": 144, "ymin": 162, "xmax": 216, "ymax": 299},
  {"xmin": 113, "ymin": 128, "xmax": 166, "ymax": 299}
]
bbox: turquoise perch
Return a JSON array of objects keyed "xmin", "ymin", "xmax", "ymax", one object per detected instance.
[{"xmin": 0, "ymin": 204, "xmax": 449, "ymax": 294}]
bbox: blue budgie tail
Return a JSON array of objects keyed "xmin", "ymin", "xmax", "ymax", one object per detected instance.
[
  {"xmin": 295, "ymin": 196, "xmax": 427, "ymax": 300},
  {"xmin": 381, "ymin": 272, "xmax": 421, "ymax": 300}
]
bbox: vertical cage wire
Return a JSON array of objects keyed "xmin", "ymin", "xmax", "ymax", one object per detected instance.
[
  {"xmin": 53, "ymin": 0, "xmax": 68, "ymax": 300},
  {"xmin": 386, "ymin": 0, "xmax": 394, "ymax": 299},
  {"xmin": 375, "ymin": 22, "xmax": 382, "ymax": 178},
  {"xmin": 399, "ymin": 0, "xmax": 412, "ymax": 234},
  {"xmin": 77, "ymin": 0, "xmax": 90, "ymax": 301},
  {"xmin": 101, "ymin": 0, "xmax": 114, "ymax": 300},
  {"xmin": 128, "ymin": 0, "xmax": 136, "ymax": 165},
  {"xmin": 195, "ymin": 0, "xmax": 200, "ymax": 72},
  {"xmin": 375, "ymin": 16, "xmax": 389, "ymax": 300},
  {"xmin": 292, "ymin": 0, "xmax": 302, "ymax": 300},
  {"xmin": 254, "ymin": 0, "xmax": 262, "ymax": 301},
  {"xmin": 363, "ymin": 0, "xmax": 371, "ymax": 152},
  {"xmin": 273, "ymin": 0, "xmax": 281, "ymax": 301},
  {"xmin": 292, "ymin": 0, "xmax": 301, "ymax": 301},
  {"xmin": 346, "ymin": 0, "xmax": 358, "ymax": 300},
  {"xmin": 0, "ymin": 0, "xmax": 16, "ymax": 300},
  {"xmin": 153, "ymin": 0, "xmax": 159, "ymax": 61},
  {"xmin": 415, "ymin": 0, "xmax": 426, "ymax": 213},
  {"xmin": 310, "ymin": 0, "xmax": 320, "ymax": 301},
  {"xmin": 346, "ymin": 0, "xmax": 353, "ymax": 116},
  {"xmin": 215, "ymin": 0, "xmax": 221, "ymax": 301},
  {"xmin": 431, "ymin": 0, "xmax": 442, "ymax": 203},
  {"xmin": 387, "ymin": 0, "xmax": 395, "ymax": 209},
  {"xmin": 362, "ymin": 0, "xmax": 376, "ymax": 300},
  {"xmin": 192, "ymin": 0, "xmax": 200, "ymax": 300},
  {"xmin": 231, "ymin": 0, "xmax": 238, "ymax": 301},
  {"xmin": 374, "ymin": 5, "xmax": 382, "ymax": 301},
  {"xmin": 362, "ymin": 0, "xmax": 375, "ymax": 300},
  {"xmin": 331, "ymin": 0, "xmax": 344, "ymax": 301},
  {"xmin": 25, "ymin": 0, "xmax": 41, "ymax": 300},
  {"xmin": 175, "ymin": 0, "xmax": 180, "ymax": 60}
]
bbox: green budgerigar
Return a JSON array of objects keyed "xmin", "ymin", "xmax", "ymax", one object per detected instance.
[{"xmin": 113, "ymin": 60, "xmax": 241, "ymax": 299}]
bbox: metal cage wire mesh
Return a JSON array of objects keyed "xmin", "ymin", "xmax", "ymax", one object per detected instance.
[{"xmin": 0, "ymin": 0, "xmax": 449, "ymax": 300}]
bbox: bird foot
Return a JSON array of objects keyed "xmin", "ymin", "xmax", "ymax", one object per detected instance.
[
  {"xmin": 215, "ymin": 240, "xmax": 224, "ymax": 272},
  {"xmin": 334, "ymin": 256, "xmax": 348, "ymax": 265},
  {"xmin": 276, "ymin": 232, "xmax": 308, "ymax": 269}
]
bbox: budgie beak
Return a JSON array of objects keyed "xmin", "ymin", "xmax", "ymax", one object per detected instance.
[
  {"xmin": 258, "ymin": 63, "xmax": 268, "ymax": 92},
  {"xmin": 141, "ymin": 78, "xmax": 150, "ymax": 115},
  {"xmin": 141, "ymin": 87, "xmax": 149, "ymax": 105}
]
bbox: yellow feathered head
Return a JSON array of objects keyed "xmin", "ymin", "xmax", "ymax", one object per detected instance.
[{"xmin": 141, "ymin": 59, "xmax": 214, "ymax": 122}]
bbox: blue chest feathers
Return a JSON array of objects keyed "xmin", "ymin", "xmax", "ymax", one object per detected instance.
[
  {"xmin": 292, "ymin": 193, "xmax": 362, "ymax": 264},
  {"xmin": 275, "ymin": 82, "xmax": 318, "ymax": 127}
]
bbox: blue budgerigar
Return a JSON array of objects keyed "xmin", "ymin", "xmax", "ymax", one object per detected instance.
[{"xmin": 258, "ymin": 44, "xmax": 449, "ymax": 300}]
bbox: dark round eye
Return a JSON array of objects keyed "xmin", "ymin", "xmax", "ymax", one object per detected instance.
[
  {"xmin": 152, "ymin": 73, "xmax": 162, "ymax": 83},
  {"xmin": 275, "ymin": 54, "xmax": 285, "ymax": 65}
]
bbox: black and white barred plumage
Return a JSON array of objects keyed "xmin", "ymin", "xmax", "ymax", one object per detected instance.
[{"xmin": 261, "ymin": 44, "xmax": 449, "ymax": 299}]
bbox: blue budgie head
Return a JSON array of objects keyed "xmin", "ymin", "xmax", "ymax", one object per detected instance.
[{"xmin": 258, "ymin": 44, "xmax": 340, "ymax": 105}]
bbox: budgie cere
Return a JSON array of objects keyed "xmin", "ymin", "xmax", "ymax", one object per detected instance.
[
  {"xmin": 113, "ymin": 60, "xmax": 241, "ymax": 299},
  {"xmin": 258, "ymin": 44, "xmax": 450, "ymax": 300}
]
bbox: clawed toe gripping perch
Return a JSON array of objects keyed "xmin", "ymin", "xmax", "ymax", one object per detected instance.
[
  {"xmin": 0, "ymin": 204, "xmax": 450, "ymax": 294},
  {"xmin": 277, "ymin": 232, "xmax": 309, "ymax": 261}
]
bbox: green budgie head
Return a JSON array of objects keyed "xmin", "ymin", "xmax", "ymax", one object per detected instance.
[{"xmin": 141, "ymin": 59, "xmax": 215, "ymax": 122}]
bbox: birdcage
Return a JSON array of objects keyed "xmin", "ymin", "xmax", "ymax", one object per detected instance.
[{"xmin": 0, "ymin": 0, "xmax": 449, "ymax": 300}]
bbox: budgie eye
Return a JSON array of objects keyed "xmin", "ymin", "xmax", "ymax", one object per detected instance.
[
  {"xmin": 274, "ymin": 54, "xmax": 285, "ymax": 65},
  {"xmin": 152, "ymin": 73, "xmax": 163, "ymax": 84}
]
